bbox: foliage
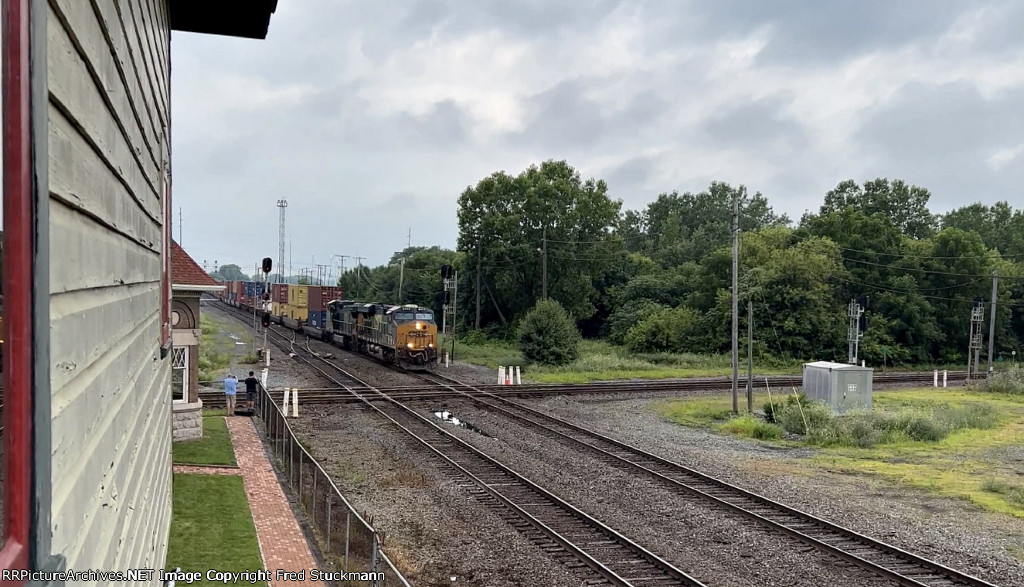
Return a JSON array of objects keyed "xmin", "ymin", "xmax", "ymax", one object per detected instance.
[
  {"xmin": 719, "ymin": 415, "xmax": 784, "ymax": 440},
  {"xmin": 208, "ymin": 264, "xmax": 249, "ymax": 283},
  {"xmin": 624, "ymin": 306, "xmax": 702, "ymax": 353},
  {"xmin": 979, "ymin": 365, "xmax": 1024, "ymax": 395},
  {"xmin": 517, "ymin": 299, "xmax": 581, "ymax": 366}
]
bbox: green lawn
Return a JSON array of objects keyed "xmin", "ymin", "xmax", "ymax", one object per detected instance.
[
  {"xmin": 442, "ymin": 336, "xmax": 800, "ymax": 383},
  {"xmin": 166, "ymin": 474, "xmax": 265, "ymax": 584},
  {"xmin": 172, "ymin": 416, "xmax": 237, "ymax": 466},
  {"xmin": 656, "ymin": 387, "xmax": 1024, "ymax": 518}
]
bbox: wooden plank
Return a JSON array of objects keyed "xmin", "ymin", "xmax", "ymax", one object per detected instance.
[
  {"xmin": 50, "ymin": 312, "xmax": 163, "ymax": 561},
  {"xmin": 49, "ymin": 283, "xmax": 161, "ymax": 392},
  {"xmin": 47, "ymin": 4, "xmax": 161, "ymax": 195},
  {"xmin": 51, "ymin": 0, "xmax": 162, "ymax": 171},
  {"xmin": 49, "ymin": 105, "xmax": 162, "ymax": 252},
  {"xmin": 137, "ymin": 0, "xmax": 170, "ymax": 113},
  {"xmin": 115, "ymin": 0, "xmax": 168, "ymax": 132},
  {"xmin": 49, "ymin": 201, "xmax": 160, "ymax": 293},
  {"xmin": 86, "ymin": 0, "xmax": 167, "ymax": 152}
]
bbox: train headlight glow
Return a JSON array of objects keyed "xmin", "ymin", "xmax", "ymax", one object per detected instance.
[
  {"xmin": 407, "ymin": 342, "xmax": 414, "ymax": 348},
  {"xmin": 416, "ymin": 322, "xmax": 422, "ymax": 330},
  {"xmin": 428, "ymin": 343, "xmax": 434, "ymax": 348}
]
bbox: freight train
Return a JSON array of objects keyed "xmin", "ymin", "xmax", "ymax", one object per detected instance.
[{"xmin": 215, "ymin": 281, "xmax": 438, "ymax": 371}]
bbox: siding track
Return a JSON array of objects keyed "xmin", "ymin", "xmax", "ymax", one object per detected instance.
[{"xmin": 410, "ymin": 371, "xmax": 1002, "ymax": 587}]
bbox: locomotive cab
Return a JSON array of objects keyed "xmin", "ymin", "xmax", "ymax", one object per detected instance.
[{"xmin": 388, "ymin": 304, "xmax": 438, "ymax": 369}]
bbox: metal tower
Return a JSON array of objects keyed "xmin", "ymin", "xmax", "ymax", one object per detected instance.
[{"xmin": 276, "ymin": 199, "xmax": 288, "ymax": 283}]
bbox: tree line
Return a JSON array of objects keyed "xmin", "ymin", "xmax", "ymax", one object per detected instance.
[{"xmin": 333, "ymin": 160, "xmax": 1024, "ymax": 366}]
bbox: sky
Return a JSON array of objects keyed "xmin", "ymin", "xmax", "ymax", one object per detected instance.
[{"xmin": 170, "ymin": 0, "xmax": 1024, "ymax": 277}]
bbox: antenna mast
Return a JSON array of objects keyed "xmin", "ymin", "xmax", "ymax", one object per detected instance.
[{"xmin": 277, "ymin": 199, "xmax": 288, "ymax": 283}]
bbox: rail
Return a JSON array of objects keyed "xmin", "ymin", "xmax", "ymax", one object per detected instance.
[{"xmin": 254, "ymin": 381, "xmax": 412, "ymax": 587}]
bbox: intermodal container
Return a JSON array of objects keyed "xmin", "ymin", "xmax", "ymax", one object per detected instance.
[
  {"xmin": 307, "ymin": 310, "xmax": 327, "ymax": 328},
  {"xmin": 309, "ymin": 286, "xmax": 342, "ymax": 311},
  {"xmin": 307, "ymin": 286, "xmax": 323, "ymax": 312},
  {"xmin": 271, "ymin": 283, "xmax": 288, "ymax": 303},
  {"xmin": 288, "ymin": 285, "xmax": 309, "ymax": 308},
  {"xmin": 271, "ymin": 302, "xmax": 283, "ymax": 317},
  {"xmin": 290, "ymin": 306, "xmax": 308, "ymax": 322}
]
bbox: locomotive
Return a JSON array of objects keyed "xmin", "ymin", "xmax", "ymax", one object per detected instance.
[{"xmin": 325, "ymin": 300, "xmax": 439, "ymax": 370}]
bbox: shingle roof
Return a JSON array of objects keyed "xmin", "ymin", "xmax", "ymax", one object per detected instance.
[{"xmin": 172, "ymin": 241, "xmax": 220, "ymax": 287}]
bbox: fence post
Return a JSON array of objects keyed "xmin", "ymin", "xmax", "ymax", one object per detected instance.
[
  {"xmin": 312, "ymin": 470, "xmax": 318, "ymax": 524},
  {"xmin": 933, "ymin": 370, "xmax": 938, "ymax": 387},
  {"xmin": 298, "ymin": 450, "xmax": 303, "ymax": 501},
  {"xmin": 370, "ymin": 538, "xmax": 379, "ymax": 586},
  {"xmin": 943, "ymin": 370, "xmax": 948, "ymax": 388},
  {"xmin": 326, "ymin": 494, "xmax": 332, "ymax": 552},
  {"xmin": 344, "ymin": 512, "xmax": 351, "ymax": 571},
  {"xmin": 283, "ymin": 387, "xmax": 291, "ymax": 413}
]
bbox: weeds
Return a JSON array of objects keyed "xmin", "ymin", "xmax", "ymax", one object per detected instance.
[
  {"xmin": 979, "ymin": 365, "xmax": 1024, "ymax": 395},
  {"xmin": 719, "ymin": 415, "xmax": 783, "ymax": 440},
  {"xmin": 981, "ymin": 479, "xmax": 1024, "ymax": 507}
]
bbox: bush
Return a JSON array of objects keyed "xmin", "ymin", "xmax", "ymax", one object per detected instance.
[
  {"xmin": 606, "ymin": 300, "xmax": 668, "ymax": 345},
  {"xmin": 981, "ymin": 365, "xmax": 1024, "ymax": 395},
  {"xmin": 517, "ymin": 299, "xmax": 581, "ymax": 366},
  {"xmin": 719, "ymin": 415, "xmax": 784, "ymax": 440},
  {"xmin": 460, "ymin": 330, "xmax": 490, "ymax": 347},
  {"xmin": 776, "ymin": 401, "xmax": 834, "ymax": 436},
  {"xmin": 624, "ymin": 306, "xmax": 702, "ymax": 354}
]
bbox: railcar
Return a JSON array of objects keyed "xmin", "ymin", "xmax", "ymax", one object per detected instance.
[{"xmin": 326, "ymin": 300, "xmax": 439, "ymax": 370}]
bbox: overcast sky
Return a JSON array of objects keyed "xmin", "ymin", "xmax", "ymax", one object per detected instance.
[{"xmin": 170, "ymin": 0, "xmax": 1024, "ymax": 276}]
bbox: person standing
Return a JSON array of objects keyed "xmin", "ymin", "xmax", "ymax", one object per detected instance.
[
  {"xmin": 243, "ymin": 371, "xmax": 259, "ymax": 412},
  {"xmin": 223, "ymin": 374, "xmax": 238, "ymax": 415}
]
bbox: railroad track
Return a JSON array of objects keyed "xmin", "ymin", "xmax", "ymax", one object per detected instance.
[
  {"xmin": 402, "ymin": 371, "xmax": 1000, "ymax": 587},
  {"xmin": 272, "ymin": 328, "xmax": 706, "ymax": 587}
]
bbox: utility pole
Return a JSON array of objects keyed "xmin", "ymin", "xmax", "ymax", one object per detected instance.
[
  {"xmin": 277, "ymin": 199, "xmax": 287, "ymax": 284},
  {"xmin": 730, "ymin": 191, "xmax": 739, "ymax": 415},
  {"xmin": 847, "ymin": 297, "xmax": 867, "ymax": 364},
  {"xmin": 541, "ymin": 226, "xmax": 548, "ymax": 300},
  {"xmin": 407, "ymin": 227, "xmax": 412, "ymax": 249},
  {"xmin": 289, "ymin": 239, "xmax": 293, "ymax": 284},
  {"xmin": 475, "ymin": 245, "xmax": 482, "ymax": 329},
  {"xmin": 398, "ymin": 257, "xmax": 405, "ymax": 302},
  {"xmin": 747, "ymin": 298, "xmax": 753, "ymax": 413},
  {"xmin": 987, "ymin": 270, "xmax": 998, "ymax": 377},
  {"xmin": 355, "ymin": 256, "xmax": 365, "ymax": 298}
]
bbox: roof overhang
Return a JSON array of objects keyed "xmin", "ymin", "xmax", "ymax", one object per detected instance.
[
  {"xmin": 170, "ymin": 0, "xmax": 279, "ymax": 40},
  {"xmin": 173, "ymin": 284, "xmax": 226, "ymax": 292}
]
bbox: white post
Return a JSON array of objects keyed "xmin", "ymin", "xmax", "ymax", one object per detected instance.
[
  {"xmin": 283, "ymin": 387, "xmax": 290, "ymax": 412},
  {"xmin": 291, "ymin": 388, "xmax": 299, "ymax": 418},
  {"xmin": 265, "ymin": 348, "xmax": 270, "ymax": 367},
  {"xmin": 261, "ymin": 368, "xmax": 268, "ymax": 390},
  {"xmin": 933, "ymin": 370, "xmax": 938, "ymax": 387},
  {"xmin": 445, "ymin": 353, "xmax": 449, "ymax": 368},
  {"xmin": 861, "ymin": 360, "xmax": 865, "ymax": 367},
  {"xmin": 498, "ymin": 366, "xmax": 505, "ymax": 385},
  {"xmin": 516, "ymin": 366, "xmax": 521, "ymax": 385},
  {"xmin": 943, "ymin": 370, "xmax": 948, "ymax": 388}
]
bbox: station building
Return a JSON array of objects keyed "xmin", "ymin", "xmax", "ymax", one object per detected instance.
[{"xmin": 1, "ymin": 1, "xmax": 278, "ymax": 583}]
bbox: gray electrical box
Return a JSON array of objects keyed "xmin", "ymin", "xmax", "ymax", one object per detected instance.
[{"xmin": 802, "ymin": 361, "xmax": 873, "ymax": 413}]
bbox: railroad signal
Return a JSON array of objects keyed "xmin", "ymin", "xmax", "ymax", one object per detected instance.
[
  {"xmin": 262, "ymin": 257, "xmax": 273, "ymax": 274},
  {"xmin": 261, "ymin": 312, "xmax": 270, "ymax": 328}
]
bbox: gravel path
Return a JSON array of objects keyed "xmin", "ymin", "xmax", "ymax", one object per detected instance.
[
  {"xmin": 290, "ymin": 404, "xmax": 587, "ymax": 586},
  {"xmin": 422, "ymin": 399, "xmax": 896, "ymax": 587},
  {"xmin": 514, "ymin": 394, "xmax": 1024, "ymax": 587}
]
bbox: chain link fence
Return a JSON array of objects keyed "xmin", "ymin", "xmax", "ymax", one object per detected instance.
[{"xmin": 256, "ymin": 384, "xmax": 412, "ymax": 586}]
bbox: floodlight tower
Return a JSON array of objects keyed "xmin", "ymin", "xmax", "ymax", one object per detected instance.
[{"xmin": 276, "ymin": 199, "xmax": 288, "ymax": 283}]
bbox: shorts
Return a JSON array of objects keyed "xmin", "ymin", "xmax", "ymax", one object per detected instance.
[{"xmin": 246, "ymin": 390, "xmax": 256, "ymax": 402}]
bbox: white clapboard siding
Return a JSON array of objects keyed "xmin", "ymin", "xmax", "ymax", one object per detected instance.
[{"xmin": 48, "ymin": 0, "xmax": 172, "ymax": 578}]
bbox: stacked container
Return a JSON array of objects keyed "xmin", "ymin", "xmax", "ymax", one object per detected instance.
[{"xmin": 287, "ymin": 285, "xmax": 309, "ymax": 307}]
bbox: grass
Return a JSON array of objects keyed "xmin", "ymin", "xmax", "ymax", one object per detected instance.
[
  {"xmin": 172, "ymin": 416, "xmax": 237, "ymax": 466},
  {"xmin": 199, "ymin": 313, "xmax": 258, "ymax": 382},
  {"xmin": 166, "ymin": 474, "xmax": 265, "ymax": 584},
  {"xmin": 656, "ymin": 387, "xmax": 1024, "ymax": 518},
  {"xmin": 442, "ymin": 335, "xmax": 799, "ymax": 383}
]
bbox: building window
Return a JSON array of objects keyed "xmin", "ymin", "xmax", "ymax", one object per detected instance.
[{"xmin": 171, "ymin": 347, "xmax": 188, "ymax": 403}]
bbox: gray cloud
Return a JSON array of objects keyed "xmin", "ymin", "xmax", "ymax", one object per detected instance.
[{"xmin": 171, "ymin": 0, "xmax": 1024, "ymax": 270}]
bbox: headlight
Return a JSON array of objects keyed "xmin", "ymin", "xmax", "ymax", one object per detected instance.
[
  {"xmin": 416, "ymin": 322, "xmax": 422, "ymax": 330},
  {"xmin": 428, "ymin": 343, "xmax": 434, "ymax": 348},
  {"xmin": 407, "ymin": 342, "xmax": 414, "ymax": 348}
]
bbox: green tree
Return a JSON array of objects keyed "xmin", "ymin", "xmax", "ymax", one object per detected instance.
[
  {"xmin": 624, "ymin": 306, "xmax": 702, "ymax": 353},
  {"xmin": 457, "ymin": 160, "xmax": 622, "ymax": 328},
  {"xmin": 819, "ymin": 178, "xmax": 937, "ymax": 239},
  {"xmin": 517, "ymin": 299, "xmax": 581, "ymax": 365},
  {"xmin": 942, "ymin": 201, "xmax": 1024, "ymax": 258},
  {"xmin": 210, "ymin": 264, "xmax": 249, "ymax": 282}
]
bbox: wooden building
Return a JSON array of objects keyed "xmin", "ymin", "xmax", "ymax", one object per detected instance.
[
  {"xmin": 170, "ymin": 241, "xmax": 224, "ymax": 441},
  {"xmin": 1, "ymin": 1, "xmax": 279, "ymax": 583}
]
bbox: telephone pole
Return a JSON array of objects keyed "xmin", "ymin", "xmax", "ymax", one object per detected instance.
[
  {"xmin": 987, "ymin": 270, "xmax": 998, "ymax": 377},
  {"xmin": 355, "ymin": 256, "xmax": 365, "ymax": 298},
  {"xmin": 541, "ymin": 226, "xmax": 548, "ymax": 300},
  {"xmin": 398, "ymin": 257, "xmax": 405, "ymax": 301},
  {"xmin": 731, "ymin": 191, "xmax": 739, "ymax": 415},
  {"xmin": 747, "ymin": 298, "xmax": 753, "ymax": 413},
  {"xmin": 475, "ymin": 245, "xmax": 482, "ymax": 329},
  {"xmin": 968, "ymin": 298, "xmax": 984, "ymax": 379}
]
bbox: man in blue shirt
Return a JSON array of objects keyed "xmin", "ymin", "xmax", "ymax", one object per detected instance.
[{"xmin": 224, "ymin": 374, "xmax": 238, "ymax": 415}]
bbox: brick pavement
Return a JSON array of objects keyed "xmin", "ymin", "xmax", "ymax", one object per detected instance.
[{"xmin": 226, "ymin": 416, "xmax": 326, "ymax": 586}]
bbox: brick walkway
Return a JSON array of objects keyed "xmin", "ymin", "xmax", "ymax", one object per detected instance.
[
  {"xmin": 226, "ymin": 417, "xmax": 326, "ymax": 586},
  {"xmin": 172, "ymin": 464, "xmax": 241, "ymax": 475}
]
